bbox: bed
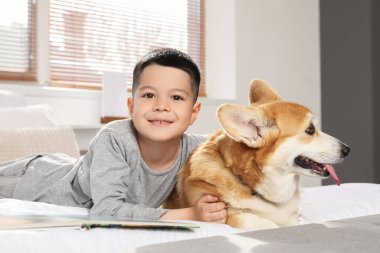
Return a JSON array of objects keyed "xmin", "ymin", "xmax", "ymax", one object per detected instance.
[
  {"xmin": 0, "ymin": 98, "xmax": 379, "ymax": 252},
  {"xmin": 0, "ymin": 183, "xmax": 379, "ymax": 253}
]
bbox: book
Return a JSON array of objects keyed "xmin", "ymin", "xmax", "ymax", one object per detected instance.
[{"xmin": 0, "ymin": 214, "xmax": 199, "ymax": 230}]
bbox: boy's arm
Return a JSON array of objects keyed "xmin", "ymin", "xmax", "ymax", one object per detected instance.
[{"xmin": 160, "ymin": 195, "xmax": 227, "ymax": 224}]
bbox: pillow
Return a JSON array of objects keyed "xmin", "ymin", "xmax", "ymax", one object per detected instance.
[
  {"xmin": 0, "ymin": 104, "xmax": 56, "ymax": 128},
  {"xmin": 0, "ymin": 90, "xmax": 26, "ymax": 107},
  {"xmin": 0, "ymin": 127, "xmax": 80, "ymax": 162}
]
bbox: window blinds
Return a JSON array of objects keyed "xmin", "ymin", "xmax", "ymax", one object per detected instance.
[
  {"xmin": 0, "ymin": 0, "xmax": 36, "ymax": 81},
  {"xmin": 49, "ymin": 0, "xmax": 205, "ymax": 94}
]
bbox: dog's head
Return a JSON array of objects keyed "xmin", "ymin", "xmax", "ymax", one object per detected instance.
[{"xmin": 217, "ymin": 79, "xmax": 350, "ymax": 185}]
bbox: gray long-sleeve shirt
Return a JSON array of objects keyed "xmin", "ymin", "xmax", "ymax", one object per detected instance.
[{"xmin": 9, "ymin": 119, "xmax": 206, "ymax": 220}]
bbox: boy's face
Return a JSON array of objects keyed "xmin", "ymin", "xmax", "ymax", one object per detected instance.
[{"xmin": 128, "ymin": 64, "xmax": 201, "ymax": 143}]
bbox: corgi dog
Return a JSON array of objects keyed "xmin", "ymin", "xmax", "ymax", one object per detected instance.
[{"xmin": 164, "ymin": 79, "xmax": 350, "ymax": 230}]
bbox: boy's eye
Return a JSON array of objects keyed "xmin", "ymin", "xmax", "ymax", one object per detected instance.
[
  {"xmin": 142, "ymin": 93, "xmax": 155, "ymax": 99},
  {"xmin": 171, "ymin": 95, "xmax": 184, "ymax": 101}
]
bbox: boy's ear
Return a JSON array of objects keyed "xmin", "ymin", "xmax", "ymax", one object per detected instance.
[
  {"xmin": 189, "ymin": 102, "xmax": 201, "ymax": 125},
  {"xmin": 127, "ymin": 97, "xmax": 134, "ymax": 115},
  {"xmin": 217, "ymin": 104, "xmax": 273, "ymax": 148}
]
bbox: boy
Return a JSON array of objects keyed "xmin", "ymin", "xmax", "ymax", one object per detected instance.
[{"xmin": 0, "ymin": 48, "xmax": 227, "ymax": 223}]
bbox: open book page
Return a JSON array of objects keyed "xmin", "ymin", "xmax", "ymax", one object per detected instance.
[{"xmin": 0, "ymin": 214, "xmax": 199, "ymax": 230}]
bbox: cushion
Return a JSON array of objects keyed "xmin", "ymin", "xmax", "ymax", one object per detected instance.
[
  {"xmin": 0, "ymin": 127, "xmax": 80, "ymax": 162},
  {"xmin": 0, "ymin": 104, "xmax": 56, "ymax": 128},
  {"xmin": 0, "ymin": 90, "xmax": 26, "ymax": 107}
]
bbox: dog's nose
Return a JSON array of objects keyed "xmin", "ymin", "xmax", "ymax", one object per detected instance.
[{"xmin": 341, "ymin": 144, "xmax": 350, "ymax": 157}]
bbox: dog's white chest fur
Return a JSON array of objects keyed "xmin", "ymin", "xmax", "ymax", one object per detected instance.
[{"xmin": 226, "ymin": 167, "xmax": 301, "ymax": 230}]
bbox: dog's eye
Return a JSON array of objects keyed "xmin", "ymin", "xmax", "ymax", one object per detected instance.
[{"xmin": 305, "ymin": 123, "xmax": 315, "ymax": 135}]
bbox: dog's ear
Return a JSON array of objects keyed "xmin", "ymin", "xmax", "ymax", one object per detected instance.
[
  {"xmin": 217, "ymin": 104, "xmax": 273, "ymax": 148},
  {"xmin": 249, "ymin": 79, "xmax": 282, "ymax": 105}
]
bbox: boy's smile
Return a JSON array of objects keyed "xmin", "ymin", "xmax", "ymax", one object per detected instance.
[
  {"xmin": 128, "ymin": 64, "xmax": 201, "ymax": 143},
  {"xmin": 148, "ymin": 120, "xmax": 173, "ymax": 127}
]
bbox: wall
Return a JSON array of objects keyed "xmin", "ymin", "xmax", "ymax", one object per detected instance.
[
  {"xmin": 234, "ymin": 0, "xmax": 321, "ymax": 114},
  {"xmin": 373, "ymin": 0, "xmax": 380, "ymax": 183},
  {"xmin": 0, "ymin": 0, "xmax": 322, "ymax": 185},
  {"xmin": 320, "ymin": 0, "xmax": 378, "ymax": 184},
  {"xmin": 204, "ymin": 0, "xmax": 236, "ymax": 100}
]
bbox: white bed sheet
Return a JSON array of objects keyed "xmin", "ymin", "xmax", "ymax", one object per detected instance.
[
  {"xmin": 0, "ymin": 183, "xmax": 379, "ymax": 253},
  {"xmin": 299, "ymin": 183, "xmax": 380, "ymax": 224}
]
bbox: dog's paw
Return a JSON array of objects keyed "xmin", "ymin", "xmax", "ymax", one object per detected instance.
[{"xmin": 228, "ymin": 213, "xmax": 279, "ymax": 231}]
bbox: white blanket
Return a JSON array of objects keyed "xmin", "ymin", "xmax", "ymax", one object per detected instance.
[{"xmin": 0, "ymin": 183, "xmax": 379, "ymax": 253}]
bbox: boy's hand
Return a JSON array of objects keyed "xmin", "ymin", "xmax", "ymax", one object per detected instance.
[
  {"xmin": 191, "ymin": 194, "xmax": 227, "ymax": 224},
  {"xmin": 160, "ymin": 194, "xmax": 228, "ymax": 224}
]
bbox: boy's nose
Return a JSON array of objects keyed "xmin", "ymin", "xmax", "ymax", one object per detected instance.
[{"xmin": 153, "ymin": 99, "xmax": 169, "ymax": 111}]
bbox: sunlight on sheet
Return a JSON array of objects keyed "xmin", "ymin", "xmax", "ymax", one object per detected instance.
[{"xmin": 226, "ymin": 233, "xmax": 269, "ymax": 252}]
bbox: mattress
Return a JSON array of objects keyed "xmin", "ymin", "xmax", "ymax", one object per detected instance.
[{"xmin": 0, "ymin": 183, "xmax": 379, "ymax": 253}]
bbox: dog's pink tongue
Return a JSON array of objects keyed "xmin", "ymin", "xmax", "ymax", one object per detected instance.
[{"xmin": 324, "ymin": 164, "xmax": 340, "ymax": 186}]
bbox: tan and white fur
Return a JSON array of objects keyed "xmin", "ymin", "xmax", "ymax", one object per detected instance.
[{"xmin": 164, "ymin": 79, "xmax": 350, "ymax": 231}]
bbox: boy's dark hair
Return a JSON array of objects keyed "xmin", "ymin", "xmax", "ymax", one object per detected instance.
[{"xmin": 132, "ymin": 48, "xmax": 201, "ymax": 102}]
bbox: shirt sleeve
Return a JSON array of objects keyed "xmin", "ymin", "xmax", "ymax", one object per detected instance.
[{"xmin": 88, "ymin": 130, "xmax": 168, "ymax": 220}]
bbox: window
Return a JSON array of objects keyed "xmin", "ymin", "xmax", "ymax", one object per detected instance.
[
  {"xmin": 0, "ymin": 0, "xmax": 205, "ymax": 95},
  {"xmin": 49, "ymin": 0, "xmax": 205, "ymax": 94},
  {"xmin": 0, "ymin": 0, "xmax": 36, "ymax": 81}
]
